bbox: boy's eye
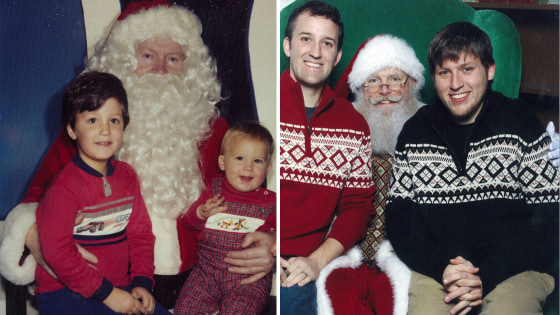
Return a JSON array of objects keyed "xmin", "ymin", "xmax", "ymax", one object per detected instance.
[
  {"xmin": 254, "ymin": 159, "xmax": 263, "ymax": 164},
  {"xmin": 235, "ymin": 156, "xmax": 244, "ymax": 161},
  {"xmin": 88, "ymin": 118, "xmax": 97, "ymax": 123},
  {"xmin": 111, "ymin": 118, "xmax": 121, "ymax": 124}
]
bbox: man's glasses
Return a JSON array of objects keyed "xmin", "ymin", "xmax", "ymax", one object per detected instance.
[{"xmin": 362, "ymin": 75, "xmax": 409, "ymax": 92}]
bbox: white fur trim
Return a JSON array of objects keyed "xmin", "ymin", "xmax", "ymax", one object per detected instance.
[
  {"xmin": 109, "ymin": 5, "xmax": 203, "ymax": 53},
  {"xmin": 348, "ymin": 35, "xmax": 425, "ymax": 94},
  {"xmin": 316, "ymin": 246, "xmax": 363, "ymax": 315},
  {"xmin": 0, "ymin": 203, "xmax": 38, "ymax": 285},
  {"xmin": 375, "ymin": 240, "xmax": 411, "ymax": 315}
]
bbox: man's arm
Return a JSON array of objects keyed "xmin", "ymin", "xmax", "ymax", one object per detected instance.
[
  {"xmin": 385, "ymin": 148, "xmax": 451, "ymax": 282},
  {"xmin": 325, "ymin": 128, "xmax": 376, "ymax": 252}
]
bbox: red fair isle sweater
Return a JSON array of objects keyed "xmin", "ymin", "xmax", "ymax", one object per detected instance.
[
  {"xmin": 280, "ymin": 71, "xmax": 376, "ymax": 257},
  {"xmin": 36, "ymin": 156, "xmax": 154, "ymax": 302}
]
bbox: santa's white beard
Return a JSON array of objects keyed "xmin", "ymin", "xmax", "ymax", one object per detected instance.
[
  {"xmin": 353, "ymin": 92, "xmax": 420, "ymax": 155},
  {"xmin": 116, "ymin": 73, "xmax": 215, "ymax": 220}
]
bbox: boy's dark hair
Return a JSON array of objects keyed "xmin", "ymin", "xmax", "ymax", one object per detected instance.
[
  {"xmin": 284, "ymin": 0, "xmax": 344, "ymax": 51},
  {"xmin": 62, "ymin": 71, "xmax": 129, "ymax": 131},
  {"xmin": 222, "ymin": 121, "xmax": 275, "ymax": 163},
  {"xmin": 428, "ymin": 22, "xmax": 495, "ymax": 76}
]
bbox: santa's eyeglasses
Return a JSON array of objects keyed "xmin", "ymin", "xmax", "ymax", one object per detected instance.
[{"xmin": 362, "ymin": 75, "xmax": 409, "ymax": 92}]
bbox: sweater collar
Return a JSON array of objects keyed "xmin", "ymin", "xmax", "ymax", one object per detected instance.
[
  {"xmin": 281, "ymin": 70, "xmax": 336, "ymax": 115},
  {"xmin": 72, "ymin": 155, "xmax": 115, "ymax": 177}
]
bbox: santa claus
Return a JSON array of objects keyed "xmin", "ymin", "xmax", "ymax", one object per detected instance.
[{"xmin": 0, "ymin": 0, "xmax": 274, "ymax": 309}]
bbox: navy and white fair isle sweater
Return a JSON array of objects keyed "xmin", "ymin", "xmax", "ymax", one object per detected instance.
[{"xmin": 386, "ymin": 89, "xmax": 559, "ymax": 295}]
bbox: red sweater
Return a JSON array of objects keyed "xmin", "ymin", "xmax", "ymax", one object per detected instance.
[
  {"xmin": 36, "ymin": 157, "xmax": 154, "ymax": 302},
  {"xmin": 279, "ymin": 71, "xmax": 376, "ymax": 257},
  {"xmin": 24, "ymin": 117, "xmax": 228, "ymax": 273}
]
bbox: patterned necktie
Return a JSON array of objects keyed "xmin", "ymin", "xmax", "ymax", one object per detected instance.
[{"xmin": 359, "ymin": 153, "xmax": 393, "ymax": 268}]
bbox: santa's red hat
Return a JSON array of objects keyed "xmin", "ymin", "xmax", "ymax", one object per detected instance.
[{"xmin": 334, "ymin": 35, "xmax": 424, "ymax": 99}]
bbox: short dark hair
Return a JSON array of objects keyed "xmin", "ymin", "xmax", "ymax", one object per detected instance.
[
  {"xmin": 62, "ymin": 71, "xmax": 129, "ymax": 131},
  {"xmin": 222, "ymin": 121, "xmax": 275, "ymax": 163},
  {"xmin": 428, "ymin": 22, "xmax": 495, "ymax": 76},
  {"xmin": 284, "ymin": 0, "xmax": 344, "ymax": 51}
]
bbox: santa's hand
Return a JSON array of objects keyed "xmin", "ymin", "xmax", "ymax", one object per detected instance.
[
  {"xmin": 74, "ymin": 214, "xmax": 98, "ymax": 265},
  {"xmin": 225, "ymin": 231, "xmax": 275, "ymax": 285},
  {"xmin": 25, "ymin": 223, "xmax": 56, "ymax": 278},
  {"xmin": 546, "ymin": 121, "xmax": 559, "ymax": 168}
]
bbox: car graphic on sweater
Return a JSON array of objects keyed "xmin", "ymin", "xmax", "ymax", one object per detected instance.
[{"xmin": 76, "ymin": 221, "xmax": 105, "ymax": 233}]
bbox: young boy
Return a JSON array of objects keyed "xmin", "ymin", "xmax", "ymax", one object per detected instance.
[
  {"xmin": 175, "ymin": 121, "xmax": 276, "ymax": 315},
  {"xmin": 35, "ymin": 71, "xmax": 171, "ymax": 315}
]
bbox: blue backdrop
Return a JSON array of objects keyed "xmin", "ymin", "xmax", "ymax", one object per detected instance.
[{"xmin": 0, "ymin": 1, "xmax": 87, "ymax": 218}]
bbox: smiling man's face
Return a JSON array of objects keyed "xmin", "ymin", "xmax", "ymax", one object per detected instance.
[
  {"xmin": 283, "ymin": 12, "xmax": 341, "ymax": 95},
  {"xmin": 433, "ymin": 53, "xmax": 495, "ymax": 124}
]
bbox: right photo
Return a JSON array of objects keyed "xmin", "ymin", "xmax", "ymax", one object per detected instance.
[{"xmin": 277, "ymin": 1, "xmax": 560, "ymax": 314}]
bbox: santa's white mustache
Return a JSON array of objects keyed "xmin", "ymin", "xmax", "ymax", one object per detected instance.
[{"xmin": 369, "ymin": 94, "xmax": 403, "ymax": 105}]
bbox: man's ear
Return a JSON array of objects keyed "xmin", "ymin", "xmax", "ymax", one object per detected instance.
[
  {"xmin": 487, "ymin": 63, "xmax": 496, "ymax": 81},
  {"xmin": 283, "ymin": 37, "xmax": 291, "ymax": 58},
  {"xmin": 333, "ymin": 49, "xmax": 342, "ymax": 67},
  {"xmin": 218, "ymin": 155, "xmax": 226, "ymax": 171},
  {"xmin": 66, "ymin": 124, "xmax": 77, "ymax": 140}
]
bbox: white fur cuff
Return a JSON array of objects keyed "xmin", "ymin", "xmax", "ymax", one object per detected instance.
[
  {"xmin": 316, "ymin": 246, "xmax": 363, "ymax": 315},
  {"xmin": 0, "ymin": 202, "xmax": 38, "ymax": 285},
  {"xmin": 376, "ymin": 240, "xmax": 411, "ymax": 315}
]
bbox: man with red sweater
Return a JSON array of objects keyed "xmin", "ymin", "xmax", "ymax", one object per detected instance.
[{"xmin": 279, "ymin": 1, "xmax": 375, "ymax": 314}]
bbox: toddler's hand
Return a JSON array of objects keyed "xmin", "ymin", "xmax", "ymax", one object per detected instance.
[{"xmin": 197, "ymin": 194, "xmax": 228, "ymax": 219}]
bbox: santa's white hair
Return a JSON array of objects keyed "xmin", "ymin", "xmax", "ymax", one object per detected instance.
[{"xmin": 85, "ymin": 5, "xmax": 221, "ymax": 219}]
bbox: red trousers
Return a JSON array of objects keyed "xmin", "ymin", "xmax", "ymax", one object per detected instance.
[{"xmin": 325, "ymin": 264, "xmax": 394, "ymax": 315}]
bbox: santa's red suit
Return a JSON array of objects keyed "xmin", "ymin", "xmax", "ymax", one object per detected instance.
[{"xmin": 316, "ymin": 35, "xmax": 427, "ymax": 315}]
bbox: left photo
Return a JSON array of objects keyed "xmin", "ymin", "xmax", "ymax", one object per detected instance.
[{"xmin": 0, "ymin": 0, "xmax": 277, "ymax": 314}]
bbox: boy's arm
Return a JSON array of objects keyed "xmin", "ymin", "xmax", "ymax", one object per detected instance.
[
  {"xmin": 37, "ymin": 185, "xmax": 110, "ymax": 299},
  {"xmin": 126, "ymin": 170, "xmax": 156, "ymax": 292}
]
